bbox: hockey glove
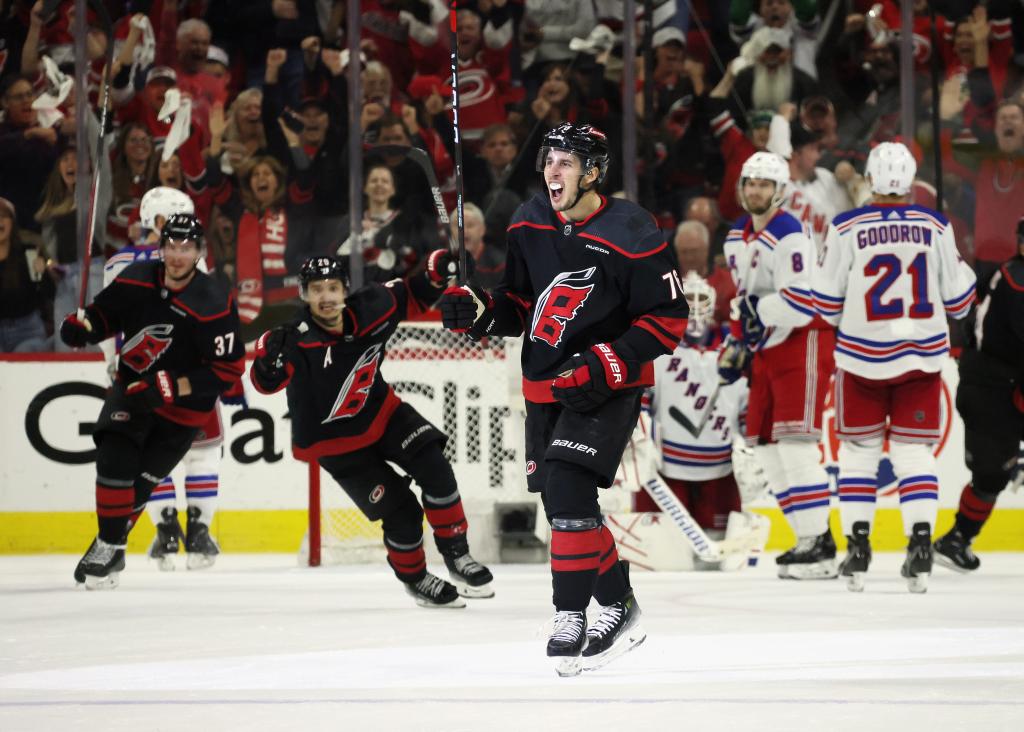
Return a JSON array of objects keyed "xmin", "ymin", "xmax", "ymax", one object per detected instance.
[
  {"xmin": 425, "ymin": 248, "xmax": 459, "ymax": 285},
  {"xmin": 717, "ymin": 335, "xmax": 752, "ymax": 385},
  {"xmin": 256, "ymin": 324, "xmax": 302, "ymax": 373},
  {"xmin": 551, "ymin": 343, "xmax": 632, "ymax": 412},
  {"xmin": 737, "ymin": 296, "xmax": 766, "ymax": 348},
  {"xmin": 125, "ymin": 370, "xmax": 178, "ymax": 411},
  {"xmin": 220, "ymin": 378, "xmax": 248, "ymax": 408},
  {"xmin": 439, "ymin": 284, "xmax": 495, "ymax": 341},
  {"xmin": 59, "ymin": 311, "xmax": 97, "ymax": 348}
]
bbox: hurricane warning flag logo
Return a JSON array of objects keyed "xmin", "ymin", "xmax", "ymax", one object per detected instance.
[
  {"xmin": 530, "ymin": 267, "xmax": 596, "ymax": 347},
  {"xmin": 120, "ymin": 324, "xmax": 174, "ymax": 373}
]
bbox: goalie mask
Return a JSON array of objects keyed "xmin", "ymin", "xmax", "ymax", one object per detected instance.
[
  {"xmin": 737, "ymin": 151, "xmax": 789, "ymax": 214},
  {"xmin": 537, "ymin": 122, "xmax": 611, "ymax": 209},
  {"xmin": 682, "ymin": 271, "xmax": 716, "ymax": 339},
  {"xmin": 866, "ymin": 141, "xmax": 916, "ymax": 196},
  {"xmin": 300, "ymin": 255, "xmax": 349, "ymax": 297},
  {"xmin": 140, "ymin": 187, "xmax": 195, "ymax": 234}
]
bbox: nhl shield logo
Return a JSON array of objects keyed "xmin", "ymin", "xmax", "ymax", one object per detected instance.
[{"xmin": 563, "ymin": 224, "xmax": 572, "ymax": 236}]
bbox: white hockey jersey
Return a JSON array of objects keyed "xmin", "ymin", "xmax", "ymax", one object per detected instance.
[
  {"xmin": 648, "ymin": 332, "xmax": 748, "ymax": 481},
  {"xmin": 723, "ymin": 210, "xmax": 817, "ymax": 350},
  {"xmin": 813, "ymin": 204, "xmax": 976, "ymax": 380},
  {"xmin": 784, "ymin": 167, "xmax": 852, "ymax": 252}
]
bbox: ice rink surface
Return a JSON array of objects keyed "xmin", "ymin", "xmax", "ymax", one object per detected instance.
[{"xmin": 1, "ymin": 553, "xmax": 1022, "ymax": 732}]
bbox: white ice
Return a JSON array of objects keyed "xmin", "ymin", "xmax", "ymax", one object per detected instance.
[{"xmin": 1, "ymin": 554, "xmax": 1023, "ymax": 732}]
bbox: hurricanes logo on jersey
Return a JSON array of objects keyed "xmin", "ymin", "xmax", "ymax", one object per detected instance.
[
  {"xmin": 324, "ymin": 344, "xmax": 382, "ymax": 423},
  {"xmin": 120, "ymin": 324, "xmax": 174, "ymax": 373},
  {"xmin": 530, "ymin": 267, "xmax": 596, "ymax": 347}
]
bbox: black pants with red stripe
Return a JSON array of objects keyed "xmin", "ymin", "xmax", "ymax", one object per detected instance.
[
  {"xmin": 319, "ymin": 403, "xmax": 471, "ymax": 584},
  {"xmin": 525, "ymin": 395, "xmax": 639, "ymax": 612},
  {"xmin": 92, "ymin": 396, "xmax": 198, "ymax": 544}
]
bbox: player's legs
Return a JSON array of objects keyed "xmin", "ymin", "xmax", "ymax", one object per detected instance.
[
  {"xmin": 834, "ymin": 369, "xmax": 888, "ymax": 536},
  {"xmin": 180, "ymin": 444, "xmax": 222, "ymax": 569},
  {"xmin": 145, "ymin": 476, "xmax": 183, "ymax": 570},
  {"xmin": 888, "ymin": 372, "xmax": 942, "ymax": 536}
]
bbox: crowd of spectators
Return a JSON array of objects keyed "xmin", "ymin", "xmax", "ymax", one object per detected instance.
[{"xmin": 0, "ymin": 0, "xmax": 1022, "ymax": 352}]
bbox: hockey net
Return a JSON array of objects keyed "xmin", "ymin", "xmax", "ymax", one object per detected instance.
[{"xmin": 300, "ymin": 322, "xmax": 528, "ymax": 566}]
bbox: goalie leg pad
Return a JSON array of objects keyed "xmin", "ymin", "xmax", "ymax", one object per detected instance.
[
  {"xmin": 889, "ymin": 441, "xmax": 939, "ymax": 536},
  {"xmin": 837, "ymin": 438, "xmax": 882, "ymax": 536}
]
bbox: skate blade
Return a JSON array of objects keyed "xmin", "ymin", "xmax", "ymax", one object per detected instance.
[
  {"xmin": 781, "ymin": 559, "xmax": 839, "ymax": 580},
  {"xmin": 845, "ymin": 572, "xmax": 866, "ymax": 592},
  {"xmin": 186, "ymin": 553, "xmax": 217, "ymax": 571},
  {"xmin": 451, "ymin": 579, "xmax": 495, "ymax": 599},
  {"xmin": 934, "ymin": 552, "xmax": 976, "ymax": 574},
  {"xmin": 412, "ymin": 596, "xmax": 467, "ymax": 609},
  {"xmin": 84, "ymin": 572, "xmax": 120, "ymax": 591},
  {"xmin": 153, "ymin": 555, "xmax": 176, "ymax": 572},
  {"xmin": 906, "ymin": 573, "xmax": 930, "ymax": 594},
  {"xmin": 550, "ymin": 655, "xmax": 583, "ymax": 677},
  {"xmin": 582, "ymin": 625, "xmax": 647, "ymax": 672}
]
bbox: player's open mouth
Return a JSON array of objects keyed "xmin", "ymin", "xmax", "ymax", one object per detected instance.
[{"xmin": 549, "ymin": 182, "xmax": 564, "ymax": 204}]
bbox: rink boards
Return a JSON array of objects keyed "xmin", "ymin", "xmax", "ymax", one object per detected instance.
[{"xmin": 0, "ymin": 354, "xmax": 1021, "ymax": 554}]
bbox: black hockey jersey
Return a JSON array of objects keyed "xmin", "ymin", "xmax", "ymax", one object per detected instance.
[
  {"xmin": 492, "ymin": 193, "xmax": 689, "ymax": 402},
  {"xmin": 967, "ymin": 256, "xmax": 1024, "ymax": 381},
  {"xmin": 250, "ymin": 274, "xmax": 440, "ymax": 459},
  {"xmin": 85, "ymin": 260, "xmax": 245, "ymax": 426}
]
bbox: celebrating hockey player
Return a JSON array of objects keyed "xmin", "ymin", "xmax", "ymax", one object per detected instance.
[
  {"xmin": 642, "ymin": 271, "xmax": 747, "ymax": 555},
  {"xmin": 720, "ymin": 151, "xmax": 837, "ymax": 579},
  {"xmin": 439, "ymin": 123, "xmax": 688, "ymax": 675},
  {"xmin": 249, "ymin": 254, "xmax": 494, "ymax": 609},
  {"xmin": 814, "ymin": 142, "xmax": 977, "ymax": 592},
  {"xmin": 60, "ymin": 213, "xmax": 245, "ymax": 589},
  {"xmin": 933, "ymin": 216, "xmax": 1023, "ymax": 572},
  {"xmin": 100, "ymin": 188, "xmax": 229, "ymax": 571}
]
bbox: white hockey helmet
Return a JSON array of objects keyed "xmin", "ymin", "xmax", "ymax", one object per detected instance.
[
  {"xmin": 737, "ymin": 151, "xmax": 789, "ymax": 212},
  {"xmin": 865, "ymin": 141, "xmax": 916, "ymax": 196},
  {"xmin": 682, "ymin": 270, "xmax": 716, "ymax": 337},
  {"xmin": 139, "ymin": 186, "xmax": 195, "ymax": 233}
]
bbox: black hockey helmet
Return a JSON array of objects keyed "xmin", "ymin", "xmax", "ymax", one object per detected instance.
[
  {"xmin": 536, "ymin": 122, "xmax": 611, "ymax": 186},
  {"xmin": 300, "ymin": 255, "xmax": 349, "ymax": 292},
  {"xmin": 159, "ymin": 212, "xmax": 204, "ymax": 249}
]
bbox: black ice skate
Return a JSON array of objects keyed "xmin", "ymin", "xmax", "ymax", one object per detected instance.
[
  {"xmin": 839, "ymin": 521, "xmax": 872, "ymax": 592},
  {"xmin": 581, "ymin": 591, "xmax": 646, "ymax": 672},
  {"xmin": 776, "ymin": 530, "xmax": 838, "ymax": 580},
  {"xmin": 149, "ymin": 507, "xmax": 183, "ymax": 571},
  {"xmin": 74, "ymin": 537, "xmax": 126, "ymax": 590},
  {"xmin": 185, "ymin": 507, "xmax": 219, "ymax": 570},
  {"xmin": 404, "ymin": 572, "xmax": 466, "ymax": 608},
  {"xmin": 443, "ymin": 552, "xmax": 495, "ymax": 598},
  {"xmin": 934, "ymin": 527, "xmax": 980, "ymax": 573},
  {"xmin": 901, "ymin": 522, "xmax": 933, "ymax": 593},
  {"xmin": 546, "ymin": 610, "xmax": 587, "ymax": 677}
]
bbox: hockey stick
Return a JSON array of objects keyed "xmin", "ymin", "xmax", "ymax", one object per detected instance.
[
  {"xmin": 77, "ymin": 0, "xmax": 115, "ymax": 314},
  {"xmin": 448, "ymin": 2, "xmax": 468, "ymax": 285},
  {"xmin": 640, "ymin": 475, "xmax": 723, "ymax": 562},
  {"xmin": 668, "ymin": 383, "xmax": 720, "ymax": 437},
  {"xmin": 368, "ymin": 144, "xmax": 454, "ymax": 249}
]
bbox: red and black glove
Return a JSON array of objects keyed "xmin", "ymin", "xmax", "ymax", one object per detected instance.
[
  {"xmin": 439, "ymin": 283, "xmax": 495, "ymax": 341},
  {"xmin": 125, "ymin": 370, "xmax": 178, "ymax": 411},
  {"xmin": 255, "ymin": 324, "xmax": 303, "ymax": 373},
  {"xmin": 59, "ymin": 312, "xmax": 97, "ymax": 348},
  {"xmin": 551, "ymin": 343, "xmax": 633, "ymax": 412},
  {"xmin": 425, "ymin": 248, "xmax": 459, "ymax": 285}
]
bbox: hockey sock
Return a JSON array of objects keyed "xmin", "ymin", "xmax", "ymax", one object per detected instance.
[
  {"xmin": 592, "ymin": 524, "xmax": 630, "ymax": 605},
  {"xmin": 146, "ymin": 477, "xmax": 176, "ymax": 525},
  {"xmin": 384, "ymin": 535, "xmax": 427, "ymax": 584},
  {"xmin": 890, "ymin": 442, "xmax": 939, "ymax": 535},
  {"xmin": 423, "ymin": 493, "xmax": 468, "ymax": 551},
  {"xmin": 775, "ymin": 440, "xmax": 831, "ymax": 538},
  {"xmin": 954, "ymin": 484, "xmax": 996, "ymax": 540},
  {"xmin": 185, "ymin": 473, "xmax": 219, "ymax": 525},
  {"xmin": 550, "ymin": 518, "xmax": 602, "ymax": 612},
  {"xmin": 837, "ymin": 439, "xmax": 881, "ymax": 535},
  {"xmin": 95, "ymin": 476, "xmax": 135, "ymax": 544}
]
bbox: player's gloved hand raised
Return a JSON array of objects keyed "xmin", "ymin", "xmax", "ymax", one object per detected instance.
[
  {"xmin": 125, "ymin": 370, "xmax": 178, "ymax": 411},
  {"xmin": 439, "ymin": 283, "xmax": 495, "ymax": 341},
  {"xmin": 425, "ymin": 248, "xmax": 459, "ymax": 285},
  {"xmin": 59, "ymin": 312, "xmax": 97, "ymax": 348},
  {"xmin": 717, "ymin": 335, "xmax": 751, "ymax": 385},
  {"xmin": 736, "ymin": 296, "xmax": 766, "ymax": 348},
  {"xmin": 551, "ymin": 343, "xmax": 631, "ymax": 412},
  {"xmin": 256, "ymin": 324, "xmax": 303, "ymax": 372}
]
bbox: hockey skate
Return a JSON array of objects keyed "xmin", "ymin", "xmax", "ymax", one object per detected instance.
[
  {"xmin": 74, "ymin": 537, "xmax": 126, "ymax": 590},
  {"xmin": 546, "ymin": 610, "xmax": 587, "ymax": 677},
  {"xmin": 581, "ymin": 591, "xmax": 646, "ymax": 672},
  {"xmin": 934, "ymin": 527, "xmax": 980, "ymax": 573},
  {"xmin": 901, "ymin": 522, "xmax": 933, "ymax": 593},
  {"xmin": 184, "ymin": 507, "xmax": 219, "ymax": 570},
  {"xmin": 443, "ymin": 552, "xmax": 495, "ymax": 598},
  {"xmin": 404, "ymin": 572, "xmax": 466, "ymax": 608},
  {"xmin": 776, "ymin": 530, "xmax": 838, "ymax": 579},
  {"xmin": 149, "ymin": 507, "xmax": 183, "ymax": 571},
  {"xmin": 839, "ymin": 521, "xmax": 872, "ymax": 592}
]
